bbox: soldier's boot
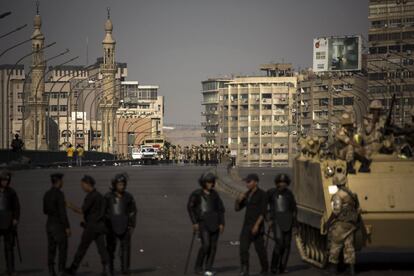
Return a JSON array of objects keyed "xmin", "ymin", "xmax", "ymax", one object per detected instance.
[
  {"xmin": 63, "ymin": 265, "xmax": 77, "ymax": 276},
  {"xmin": 101, "ymin": 264, "xmax": 113, "ymax": 276},
  {"xmin": 324, "ymin": 263, "xmax": 337, "ymax": 275},
  {"xmin": 358, "ymin": 158, "xmax": 371, "ymax": 173},
  {"xmin": 346, "ymin": 162, "xmax": 356, "ymax": 174},
  {"xmin": 48, "ymin": 265, "xmax": 57, "ymax": 276},
  {"xmin": 240, "ymin": 264, "xmax": 249, "ymax": 276}
]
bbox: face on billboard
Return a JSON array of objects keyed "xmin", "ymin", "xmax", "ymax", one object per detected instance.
[{"xmin": 313, "ymin": 36, "xmax": 361, "ymax": 72}]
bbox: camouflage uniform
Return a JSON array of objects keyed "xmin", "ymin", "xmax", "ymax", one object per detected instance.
[
  {"xmin": 360, "ymin": 114, "xmax": 382, "ymax": 158},
  {"xmin": 334, "ymin": 113, "xmax": 355, "ymax": 163},
  {"xmin": 326, "ymin": 173, "xmax": 359, "ymax": 275}
]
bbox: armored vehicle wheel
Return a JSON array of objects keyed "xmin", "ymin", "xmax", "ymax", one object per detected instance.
[{"xmin": 295, "ymin": 223, "xmax": 328, "ymax": 268}]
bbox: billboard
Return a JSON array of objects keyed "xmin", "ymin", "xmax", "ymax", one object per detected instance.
[{"xmin": 313, "ymin": 36, "xmax": 362, "ymax": 72}]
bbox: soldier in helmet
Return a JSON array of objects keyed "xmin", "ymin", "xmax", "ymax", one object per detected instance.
[
  {"xmin": 369, "ymin": 100, "xmax": 395, "ymax": 154},
  {"xmin": 335, "ymin": 113, "xmax": 357, "ymax": 174},
  {"xmin": 360, "ymin": 114, "xmax": 382, "ymax": 158},
  {"xmin": 325, "ymin": 168, "xmax": 359, "ymax": 276},
  {"xmin": 187, "ymin": 172, "xmax": 225, "ymax": 275},
  {"xmin": 105, "ymin": 173, "xmax": 137, "ymax": 275},
  {"xmin": 0, "ymin": 170, "xmax": 20, "ymax": 276},
  {"xmin": 267, "ymin": 174, "xmax": 297, "ymax": 274}
]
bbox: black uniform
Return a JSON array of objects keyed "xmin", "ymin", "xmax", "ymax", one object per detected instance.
[
  {"xmin": 187, "ymin": 189, "xmax": 225, "ymax": 272},
  {"xmin": 105, "ymin": 191, "xmax": 137, "ymax": 273},
  {"xmin": 68, "ymin": 189, "xmax": 110, "ymax": 272},
  {"xmin": 267, "ymin": 188, "xmax": 297, "ymax": 274},
  {"xmin": 43, "ymin": 187, "xmax": 70, "ymax": 273},
  {"xmin": 0, "ymin": 186, "xmax": 20, "ymax": 275},
  {"xmin": 235, "ymin": 188, "xmax": 269, "ymax": 273}
]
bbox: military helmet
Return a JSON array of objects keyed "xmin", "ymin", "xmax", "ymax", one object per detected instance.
[
  {"xmin": 0, "ymin": 170, "xmax": 11, "ymax": 185},
  {"xmin": 111, "ymin": 173, "xmax": 128, "ymax": 190},
  {"xmin": 274, "ymin": 173, "xmax": 291, "ymax": 186},
  {"xmin": 199, "ymin": 171, "xmax": 217, "ymax": 188},
  {"xmin": 340, "ymin": 113, "xmax": 354, "ymax": 126},
  {"xmin": 369, "ymin": 100, "xmax": 383, "ymax": 110}
]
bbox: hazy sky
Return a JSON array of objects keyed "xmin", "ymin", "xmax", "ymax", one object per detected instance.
[{"xmin": 1, "ymin": 0, "xmax": 368, "ymax": 125}]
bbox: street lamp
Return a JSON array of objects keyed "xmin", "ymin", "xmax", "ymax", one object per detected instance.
[
  {"xmin": 0, "ymin": 33, "xmax": 41, "ymax": 60},
  {"xmin": 0, "ymin": 11, "xmax": 12, "ymax": 19},
  {"xmin": 0, "ymin": 24, "xmax": 27, "ymax": 40}
]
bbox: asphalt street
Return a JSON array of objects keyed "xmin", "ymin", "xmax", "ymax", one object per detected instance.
[{"xmin": 0, "ymin": 165, "xmax": 413, "ymax": 275}]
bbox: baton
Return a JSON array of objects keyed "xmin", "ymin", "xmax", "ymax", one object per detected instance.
[
  {"xmin": 184, "ymin": 232, "xmax": 197, "ymax": 275},
  {"xmin": 14, "ymin": 228, "xmax": 23, "ymax": 263}
]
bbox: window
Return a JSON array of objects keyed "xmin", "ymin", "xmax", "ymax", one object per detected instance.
[
  {"xmin": 315, "ymin": 51, "xmax": 326, "ymax": 60},
  {"xmin": 60, "ymin": 105, "xmax": 67, "ymax": 112},
  {"xmin": 344, "ymin": 97, "xmax": 354, "ymax": 106},
  {"xmin": 17, "ymin": 106, "xmax": 24, "ymax": 112},
  {"xmin": 319, "ymin": 98, "xmax": 329, "ymax": 106},
  {"xmin": 333, "ymin": 97, "xmax": 343, "ymax": 106}
]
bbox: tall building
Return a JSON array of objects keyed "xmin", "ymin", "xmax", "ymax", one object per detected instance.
[
  {"xmin": 24, "ymin": 8, "xmax": 48, "ymax": 150},
  {"xmin": 297, "ymin": 70, "xmax": 368, "ymax": 143},
  {"xmin": 99, "ymin": 9, "xmax": 119, "ymax": 153},
  {"xmin": 201, "ymin": 78, "xmax": 230, "ymax": 144},
  {"xmin": 368, "ymin": 0, "xmax": 414, "ymax": 125},
  {"xmin": 0, "ymin": 65, "xmax": 25, "ymax": 149},
  {"xmin": 216, "ymin": 64, "xmax": 298, "ymax": 167},
  {"xmin": 117, "ymin": 81, "xmax": 164, "ymax": 157}
]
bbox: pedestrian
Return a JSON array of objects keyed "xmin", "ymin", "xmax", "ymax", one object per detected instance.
[
  {"xmin": 76, "ymin": 144, "xmax": 85, "ymax": 167},
  {"xmin": 105, "ymin": 173, "xmax": 137, "ymax": 275},
  {"xmin": 43, "ymin": 173, "xmax": 71, "ymax": 276},
  {"xmin": 267, "ymin": 174, "xmax": 297, "ymax": 275},
  {"xmin": 0, "ymin": 170, "xmax": 20, "ymax": 276},
  {"xmin": 325, "ymin": 170, "xmax": 359, "ymax": 276},
  {"xmin": 235, "ymin": 173, "xmax": 269, "ymax": 276},
  {"xmin": 187, "ymin": 172, "xmax": 225, "ymax": 275},
  {"xmin": 65, "ymin": 175, "xmax": 112, "ymax": 276},
  {"xmin": 10, "ymin": 134, "xmax": 24, "ymax": 152},
  {"xmin": 66, "ymin": 144, "xmax": 75, "ymax": 168}
]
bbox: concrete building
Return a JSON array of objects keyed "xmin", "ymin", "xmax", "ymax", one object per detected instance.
[
  {"xmin": 297, "ymin": 70, "xmax": 368, "ymax": 143},
  {"xmin": 368, "ymin": 0, "xmax": 414, "ymax": 125},
  {"xmin": 0, "ymin": 65, "xmax": 25, "ymax": 149},
  {"xmin": 216, "ymin": 64, "xmax": 298, "ymax": 167},
  {"xmin": 117, "ymin": 81, "xmax": 164, "ymax": 157},
  {"xmin": 201, "ymin": 78, "xmax": 230, "ymax": 145}
]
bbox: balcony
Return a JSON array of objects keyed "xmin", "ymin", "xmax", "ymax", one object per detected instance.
[
  {"xmin": 201, "ymin": 110, "xmax": 219, "ymax": 116},
  {"xmin": 201, "ymin": 132, "xmax": 216, "ymax": 138},
  {"xmin": 202, "ymin": 100, "xmax": 219, "ymax": 105}
]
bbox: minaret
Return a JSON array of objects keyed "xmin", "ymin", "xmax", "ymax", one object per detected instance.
[
  {"xmin": 100, "ymin": 8, "xmax": 118, "ymax": 153},
  {"xmin": 24, "ymin": 2, "xmax": 48, "ymax": 150}
]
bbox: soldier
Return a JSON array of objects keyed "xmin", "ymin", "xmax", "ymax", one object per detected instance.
[
  {"xmin": 335, "ymin": 113, "xmax": 359, "ymax": 174},
  {"xmin": 235, "ymin": 173, "xmax": 269, "ymax": 276},
  {"xmin": 369, "ymin": 99, "xmax": 395, "ymax": 154},
  {"xmin": 65, "ymin": 175, "xmax": 112, "ymax": 276},
  {"xmin": 0, "ymin": 170, "xmax": 20, "ymax": 276},
  {"xmin": 10, "ymin": 134, "xmax": 24, "ymax": 152},
  {"xmin": 105, "ymin": 173, "xmax": 137, "ymax": 275},
  {"xmin": 43, "ymin": 173, "xmax": 71, "ymax": 276},
  {"xmin": 187, "ymin": 172, "xmax": 225, "ymax": 275},
  {"xmin": 360, "ymin": 114, "xmax": 382, "ymax": 158},
  {"xmin": 267, "ymin": 174, "xmax": 297, "ymax": 275},
  {"xmin": 325, "ymin": 172, "xmax": 359, "ymax": 276}
]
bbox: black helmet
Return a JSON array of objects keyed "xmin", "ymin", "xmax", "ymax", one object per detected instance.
[
  {"xmin": 274, "ymin": 173, "xmax": 291, "ymax": 186},
  {"xmin": 0, "ymin": 170, "xmax": 11, "ymax": 186},
  {"xmin": 198, "ymin": 172, "xmax": 217, "ymax": 188},
  {"xmin": 111, "ymin": 173, "xmax": 128, "ymax": 190}
]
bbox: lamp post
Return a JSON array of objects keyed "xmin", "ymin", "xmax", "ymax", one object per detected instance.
[
  {"xmin": 0, "ymin": 24, "xmax": 27, "ymax": 40},
  {"xmin": 0, "ymin": 33, "xmax": 41, "ymax": 60},
  {"xmin": 0, "ymin": 11, "xmax": 12, "ymax": 19}
]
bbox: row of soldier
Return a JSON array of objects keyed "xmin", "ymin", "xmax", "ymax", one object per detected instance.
[
  {"xmin": 300, "ymin": 99, "xmax": 414, "ymax": 174},
  {"xmin": 158, "ymin": 144, "xmax": 231, "ymax": 165},
  {"xmin": 0, "ymin": 170, "xmax": 136, "ymax": 276}
]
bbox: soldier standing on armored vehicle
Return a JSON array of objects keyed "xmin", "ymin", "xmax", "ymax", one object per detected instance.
[
  {"xmin": 187, "ymin": 172, "xmax": 225, "ymax": 275},
  {"xmin": 335, "ymin": 113, "xmax": 371, "ymax": 173},
  {"xmin": 267, "ymin": 174, "xmax": 297, "ymax": 275},
  {"xmin": 325, "ymin": 171, "xmax": 360, "ymax": 276}
]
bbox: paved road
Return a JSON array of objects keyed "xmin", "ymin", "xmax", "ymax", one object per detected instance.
[{"xmin": 0, "ymin": 165, "xmax": 413, "ymax": 275}]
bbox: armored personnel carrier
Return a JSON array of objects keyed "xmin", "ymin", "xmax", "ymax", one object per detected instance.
[{"xmin": 292, "ymin": 154, "xmax": 414, "ymax": 267}]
